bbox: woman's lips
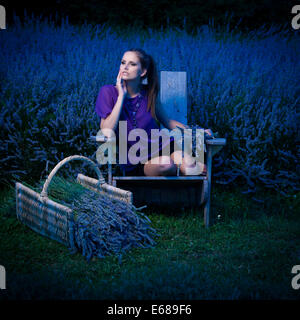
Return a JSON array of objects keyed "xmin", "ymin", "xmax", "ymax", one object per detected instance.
[{"xmin": 122, "ymin": 72, "xmax": 129, "ymax": 75}]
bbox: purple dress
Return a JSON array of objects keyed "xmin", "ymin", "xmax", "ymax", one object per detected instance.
[{"xmin": 95, "ymin": 84, "xmax": 173, "ymax": 172}]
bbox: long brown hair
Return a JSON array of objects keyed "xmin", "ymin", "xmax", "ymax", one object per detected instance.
[{"xmin": 128, "ymin": 48, "xmax": 159, "ymax": 120}]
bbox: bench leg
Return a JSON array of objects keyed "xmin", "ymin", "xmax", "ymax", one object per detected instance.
[
  {"xmin": 204, "ymin": 147, "xmax": 212, "ymax": 227},
  {"xmin": 108, "ymin": 163, "xmax": 112, "ymax": 185},
  {"xmin": 204, "ymin": 192, "xmax": 211, "ymax": 228}
]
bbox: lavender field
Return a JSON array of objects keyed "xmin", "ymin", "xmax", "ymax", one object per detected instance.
[{"xmin": 0, "ymin": 14, "xmax": 299, "ymax": 197}]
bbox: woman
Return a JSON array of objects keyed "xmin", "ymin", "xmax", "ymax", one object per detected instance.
[{"xmin": 95, "ymin": 48, "xmax": 211, "ymax": 176}]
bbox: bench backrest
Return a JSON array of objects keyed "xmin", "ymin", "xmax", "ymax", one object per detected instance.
[{"xmin": 159, "ymin": 71, "xmax": 187, "ymax": 128}]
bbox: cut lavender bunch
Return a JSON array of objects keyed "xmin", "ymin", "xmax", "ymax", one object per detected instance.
[{"xmin": 64, "ymin": 188, "xmax": 158, "ymax": 261}]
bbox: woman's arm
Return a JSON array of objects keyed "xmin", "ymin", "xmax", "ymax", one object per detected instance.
[
  {"xmin": 168, "ymin": 119, "xmax": 188, "ymax": 130},
  {"xmin": 100, "ymin": 93, "xmax": 125, "ymax": 132},
  {"xmin": 100, "ymin": 71, "xmax": 127, "ymax": 136}
]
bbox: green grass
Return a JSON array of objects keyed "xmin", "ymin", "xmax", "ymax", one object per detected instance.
[{"xmin": 0, "ymin": 179, "xmax": 299, "ymax": 300}]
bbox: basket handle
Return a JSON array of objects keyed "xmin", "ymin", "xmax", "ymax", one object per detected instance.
[{"xmin": 40, "ymin": 155, "xmax": 105, "ymax": 198}]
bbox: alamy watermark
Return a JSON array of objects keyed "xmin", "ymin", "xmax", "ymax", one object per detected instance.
[
  {"xmin": 0, "ymin": 5, "xmax": 6, "ymax": 30},
  {"xmin": 291, "ymin": 5, "xmax": 300, "ymax": 30},
  {"xmin": 291, "ymin": 265, "xmax": 300, "ymax": 290},
  {"xmin": 96, "ymin": 121, "xmax": 205, "ymax": 175},
  {"xmin": 0, "ymin": 265, "xmax": 5, "ymax": 289}
]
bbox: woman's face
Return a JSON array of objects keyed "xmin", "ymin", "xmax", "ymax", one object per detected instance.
[{"xmin": 120, "ymin": 51, "xmax": 146, "ymax": 81}]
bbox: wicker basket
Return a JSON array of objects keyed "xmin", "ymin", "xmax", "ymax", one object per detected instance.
[{"xmin": 16, "ymin": 155, "xmax": 132, "ymax": 246}]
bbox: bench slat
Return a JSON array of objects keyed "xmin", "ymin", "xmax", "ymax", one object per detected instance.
[{"xmin": 113, "ymin": 176, "xmax": 207, "ymax": 181}]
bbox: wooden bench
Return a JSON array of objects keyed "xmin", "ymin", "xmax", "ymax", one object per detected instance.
[{"xmin": 91, "ymin": 71, "xmax": 226, "ymax": 227}]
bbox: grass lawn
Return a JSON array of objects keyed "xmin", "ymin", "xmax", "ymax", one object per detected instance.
[{"xmin": 0, "ymin": 181, "xmax": 299, "ymax": 300}]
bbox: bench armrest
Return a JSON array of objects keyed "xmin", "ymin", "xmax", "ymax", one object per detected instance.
[
  {"xmin": 205, "ymin": 138, "xmax": 226, "ymax": 158},
  {"xmin": 90, "ymin": 135, "xmax": 116, "ymax": 143},
  {"xmin": 206, "ymin": 138, "xmax": 226, "ymax": 146}
]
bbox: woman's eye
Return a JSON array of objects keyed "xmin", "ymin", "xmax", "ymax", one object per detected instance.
[{"xmin": 121, "ymin": 61, "xmax": 136, "ymax": 66}]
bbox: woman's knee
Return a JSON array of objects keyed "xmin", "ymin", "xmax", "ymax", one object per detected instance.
[
  {"xmin": 158, "ymin": 157, "xmax": 177, "ymax": 175},
  {"xmin": 159, "ymin": 163, "xmax": 177, "ymax": 175},
  {"xmin": 171, "ymin": 151, "xmax": 206, "ymax": 175},
  {"xmin": 180, "ymin": 161, "xmax": 206, "ymax": 175},
  {"xmin": 144, "ymin": 156, "xmax": 177, "ymax": 176},
  {"xmin": 146, "ymin": 155, "xmax": 173, "ymax": 166}
]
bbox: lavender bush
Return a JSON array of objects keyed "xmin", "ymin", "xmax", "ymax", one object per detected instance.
[{"xmin": 0, "ymin": 13, "xmax": 299, "ymax": 196}]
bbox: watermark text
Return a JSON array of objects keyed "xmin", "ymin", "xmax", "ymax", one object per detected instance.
[
  {"xmin": 291, "ymin": 265, "xmax": 300, "ymax": 290},
  {"xmin": 96, "ymin": 121, "xmax": 205, "ymax": 175},
  {"xmin": 0, "ymin": 5, "xmax": 6, "ymax": 29},
  {"xmin": 0, "ymin": 265, "xmax": 6, "ymax": 289},
  {"xmin": 291, "ymin": 5, "xmax": 300, "ymax": 30}
]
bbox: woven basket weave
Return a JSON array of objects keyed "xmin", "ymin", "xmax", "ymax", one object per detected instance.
[{"xmin": 16, "ymin": 155, "xmax": 132, "ymax": 246}]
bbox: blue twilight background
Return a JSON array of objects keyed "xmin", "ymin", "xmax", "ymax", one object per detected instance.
[{"xmin": 0, "ymin": 5, "xmax": 299, "ymax": 198}]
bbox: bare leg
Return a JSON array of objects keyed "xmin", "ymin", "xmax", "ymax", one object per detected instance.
[
  {"xmin": 171, "ymin": 151, "xmax": 206, "ymax": 176},
  {"xmin": 143, "ymin": 156, "xmax": 177, "ymax": 176}
]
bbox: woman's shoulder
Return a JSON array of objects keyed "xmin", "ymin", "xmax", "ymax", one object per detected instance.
[{"xmin": 99, "ymin": 84, "xmax": 118, "ymax": 94}]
